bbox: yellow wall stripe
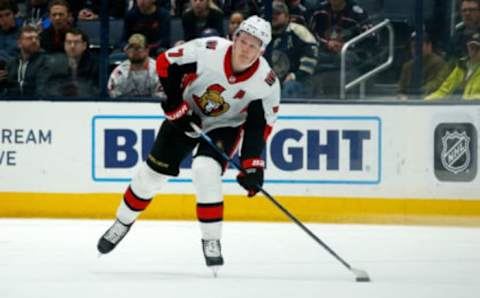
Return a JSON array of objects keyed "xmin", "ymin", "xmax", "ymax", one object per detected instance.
[{"xmin": 1, "ymin": 192, "xmax": 480, "ymax": 226}]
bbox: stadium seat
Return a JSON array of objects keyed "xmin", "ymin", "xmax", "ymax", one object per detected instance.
[
  {"xmin": 169, "ymin": 17, "xmax": 229, "ymax": 45},
  {"xmin": 383, "ymin": 0, "xmax": 434, "ymax": 25},
  {"xmin": 77, "ymin": 19, "xmax": 124, "ymax": 49},
  {"xmin": 170, "ymin": 17, "xmax": 184, "ymax": 45},
  {"xmin": 356, "ymin": 0, "xmax": 383, "ymax": 20}
]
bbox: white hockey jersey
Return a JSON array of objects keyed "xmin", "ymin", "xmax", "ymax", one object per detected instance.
[{"xmin": 156, "ymin": 37, "xmax": 281, "ymax": 133}]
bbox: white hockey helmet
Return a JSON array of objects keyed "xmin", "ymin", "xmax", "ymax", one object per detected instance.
[{"xmin": 235, "ymin": 15, "xmax": 272, "ymax": 49}]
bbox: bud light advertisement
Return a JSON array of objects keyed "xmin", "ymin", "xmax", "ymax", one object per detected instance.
[{"xmin": 92, "ymin": 115, "xmax": 382, "ymax": 185}]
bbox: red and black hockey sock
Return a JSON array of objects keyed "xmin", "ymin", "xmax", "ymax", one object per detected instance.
[
  {"xmin": 196, "ymin": 202, "xmax": 224, "ymax": 223},
  {"xmin": 123, "ymin": 186, "xmax": 152, "ymax": 212}
]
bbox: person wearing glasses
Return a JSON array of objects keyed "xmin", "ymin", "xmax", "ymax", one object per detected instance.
[
  {"xmin": 446, "ymin": 0, "xmax": 480, "ymax": 62},
  {"xmin": 45, "ymin": 28, "xmax": 99, "ymax": 96}
]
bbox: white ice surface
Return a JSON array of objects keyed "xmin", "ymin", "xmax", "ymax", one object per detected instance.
[{"xmin": 1, "ymin": 219, "xmax": 479, "ymax": 298}]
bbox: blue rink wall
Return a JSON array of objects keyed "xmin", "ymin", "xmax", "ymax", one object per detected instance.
[{"xmin": 1, "ymin": 101, "xmax": 479, "ymax": 226}]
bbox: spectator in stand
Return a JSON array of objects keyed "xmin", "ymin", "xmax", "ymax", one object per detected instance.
[
  {"xmin": 40, "ymin": 0, "xmax": 73, "ymax": 53},
  {"xmin": 24, "ymin": 0, "xmax": 50, "ymax": 30},
  {"xmin": 398, "ymin": 31, "xmax": 446, "ymax": 100},
  {"xmin": 226, "ymin": 11, "xmax": 244, "ymax": 40},
  {"xmin": 309, "ymin": 0, "xmax": 375, "ymax": 97},
  {"xmin": 123, "ymin": 0, "xmax": 170, "ymax": 56},
  {"xmin": 0, "ymin": 25, "xmax": 49, "ymax": 96},
  {"xmin": 447, "ymin": 0, "xmax": 480, "ymax": 61},
  {"xmin": 273, "ymin": 0, "xmax": 312, "ymax": 26},
  {"xmin": 0, "ymin": 0, "xmax": 23, "ymax": 61},
  {"xmin": 221, "ymin": 0, "xmax": 262, "ymax": 17},
  {"xmin": 45, "ymin": 28, "xmax": 99, "ymax": 96},
  {"xmin": 270, "ymin": 1, "xmax": 318, "ymax": 98},
  {"xmin": 108, "ymin": 33, "xmax": 164, "ymax": 98},
  {"xmin": 182, "ymin": 0, "xmax": 224, "ymax": 41},
  {"xmin": 287, "ymin": 0, "xmax": 314, "ymax": 26},
  {"xmin": 426, "ymin": 32, "xmax": 480, "ymax": 100}
]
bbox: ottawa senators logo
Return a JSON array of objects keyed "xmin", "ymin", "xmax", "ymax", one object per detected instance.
[{"xmin": 193, "ymin": 84, "xmax": 230, "ymax": 116}]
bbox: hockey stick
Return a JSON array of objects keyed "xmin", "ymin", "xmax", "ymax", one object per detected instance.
[{"xmin": 190, "ymin": 123, "xmax": 370, "ymax": 282}]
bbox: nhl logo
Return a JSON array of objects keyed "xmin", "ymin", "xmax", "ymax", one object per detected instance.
[{"xmin": 440, "ymin": 131, "xmax": 471, "ymax": 174}]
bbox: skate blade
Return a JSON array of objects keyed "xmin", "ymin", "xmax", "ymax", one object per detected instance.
[{"xmin": 210, "ymin": 266, "xmax": 221, "ymax": 278}]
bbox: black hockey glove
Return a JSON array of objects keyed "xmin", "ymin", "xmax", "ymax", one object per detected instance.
[
  {"xmin": 163, "ymin": 101, "xmax": 201, "ymax": 137},
  {"xmin": 236, "ymin": 158, "xmax": 264, "ymax": 197}
]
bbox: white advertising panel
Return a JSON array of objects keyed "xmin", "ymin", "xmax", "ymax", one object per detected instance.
[{"xmin": 1, "ymin": 101, "xmax": 479, "ymax": 200}]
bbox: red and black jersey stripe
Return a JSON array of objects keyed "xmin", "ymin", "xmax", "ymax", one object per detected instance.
[{"xmin": 156, "ymin": 52, "xmax": 197, "ymax": 112}]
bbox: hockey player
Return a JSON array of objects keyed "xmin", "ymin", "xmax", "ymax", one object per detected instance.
[{"xmin": 97, "ymin": 15, "xmax": 280, "ymax": 274}]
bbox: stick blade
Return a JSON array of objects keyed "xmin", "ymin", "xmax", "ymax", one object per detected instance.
[{"xmin": 351, "ymin": 267, "xmax": 371, "ymax": 282}]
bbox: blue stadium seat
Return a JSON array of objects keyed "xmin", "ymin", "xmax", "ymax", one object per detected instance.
[
  {"xmin": 383, "ymin": 0, "xmax": 434, "ymax": 25},
  {"xmin": 356, "ymin": 0, "xmax": 382, "ymax": 18},
  {"xmin": 169, "ymin": 17, "xmax": 228, "ymax": 45},
  {"xmin": 77, "ymin": 19, "xmax": 124, "ymax": 49},
  {"xmin": 170, "ymin": 17, "xmax": 184, "ymax": 45}
]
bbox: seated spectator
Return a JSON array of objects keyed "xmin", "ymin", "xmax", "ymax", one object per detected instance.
[
  {"xmin": 222, "ymin": 0, "xmax": 262, "ymax": 17},
  {"xmin": 446, "ymin": 0, "xmax": 480, "ymax": 61},
  {"xmin": 309, "ymin": 0, "xmax": 375, "ymax": 97},
  {"xmin": 398, "ymin": 31, "xmax": 446, "ymax": 100},
  {"xmin": 0, "ymin": 25, "xmax": 49, "ymax": 96},
  {"xmin": 0, "ymin": 0, "xmax": 23, "ymax": 61},
  {"xmin": 45, "ymin": 28, "xmax": 99, "ymax": 96},
  {"xmin": 273, "ymin": 0, "xmax": 312, "ymax": 26},
  {"xmin": 226, "ymin": 11, "xmax": 244, "ymax": 40},
  {"xmin": 433, "ymin": 0, "xmax": 480, "ymax": 87},
  {"xmin": 182, "ymin": 0, "xmax": 224, "ymax": 41},
  {"xmin": 40, "ymin": 0, "xmax": 73, "ymax": 53},
  {"xmin": 123, "ymin": 0, "xmax": 170, "ymax": 56},
  {"xmin": 426, "ymin": 32, "xmax": 480, "ymax": 100},
  {"xmin": 24, "ymin": 0, "xmax": 50, "ymax": 30},
  {"xmin": 270, "ymin": 1, "xmax": 318, "ymax": 98},
  {"xmin": 108, "ymin": 33, "xmax": 164, "ymax": 98}
]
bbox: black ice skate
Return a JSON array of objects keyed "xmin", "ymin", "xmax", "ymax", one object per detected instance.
[
  {"xmin": 202, "ymin": 239, "xmax": 224, "ymax": 277},
  {"xmin": 97, "ymin": 220, "xmax": 131, "ymax": 254}
]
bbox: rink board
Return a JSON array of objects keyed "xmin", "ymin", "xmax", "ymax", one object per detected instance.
[
  {"xmin": 1, "ymin": 192, "xmax": 480, "ymax": 226},
  {"xmin": 1, "ymin": 101, "xmax": 479, "ymax": 225}
]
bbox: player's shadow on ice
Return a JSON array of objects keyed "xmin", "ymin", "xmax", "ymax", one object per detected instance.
[{"xmin": 90, "ymin": 270, "xmax": 349, "ymax": 282}]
